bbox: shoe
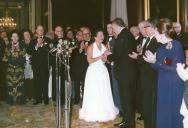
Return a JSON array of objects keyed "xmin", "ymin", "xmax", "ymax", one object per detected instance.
[
  {"xmin": 33, "ymin": 101, "xmax": 42, "ymax": 105},
  {"xmin": 114, "ymin": 121, "xmax": 129, "ymax": 128}
]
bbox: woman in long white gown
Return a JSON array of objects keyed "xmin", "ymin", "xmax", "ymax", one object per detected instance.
[{"xmin": 79, "ymin": 30, "xmax": 119, "ymax": 122}]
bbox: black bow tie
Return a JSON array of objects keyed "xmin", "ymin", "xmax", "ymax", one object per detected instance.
[
  {"xmin": 143, "ymin": 37, "xmax": 147, "ymax": 39},
  {"xmin": 84, "ymin": 41, "xmax": 89, "ymax": 45}
]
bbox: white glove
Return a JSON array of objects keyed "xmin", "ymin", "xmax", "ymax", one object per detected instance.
[{"xmin": 176, "ymin": 63, "xmax": 188, "ymax": 81}]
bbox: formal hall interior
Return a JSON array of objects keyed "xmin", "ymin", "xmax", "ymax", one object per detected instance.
[{"xmin": 0, "ymin": 0, "xmax": 188, "ymax": 128}]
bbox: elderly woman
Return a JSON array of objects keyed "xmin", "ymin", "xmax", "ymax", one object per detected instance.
[
  {"xmin": 144, "ymin": 19, "xmax": 185, "ymax": 128},
  {"xmin": 4, "ymin": 30, "xmax": 26, "ymax": 105}
]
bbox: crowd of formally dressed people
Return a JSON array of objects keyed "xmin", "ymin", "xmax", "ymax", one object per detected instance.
[{"xmin": 0, "ymin": 17, "xmax": 188, "ymax": 128}]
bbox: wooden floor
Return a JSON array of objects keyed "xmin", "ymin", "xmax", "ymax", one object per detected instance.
[{"xmin": 0, "ymin": 101, "xmax": 144, "ymax": 128}]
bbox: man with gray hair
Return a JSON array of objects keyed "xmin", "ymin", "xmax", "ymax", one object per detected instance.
[{"xmin": 105, "ymin": 17, "xmax": 137, "ymax": 128}]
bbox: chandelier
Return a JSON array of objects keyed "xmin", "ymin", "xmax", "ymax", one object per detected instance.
[{"xmin": 0, "ymin": 10, "xmax": 17, "ymax": 29}]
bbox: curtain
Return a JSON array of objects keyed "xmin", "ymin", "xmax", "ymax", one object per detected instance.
[{"xmin": 110, "ymin": 0, "xmax": 129, "ymax": 26}]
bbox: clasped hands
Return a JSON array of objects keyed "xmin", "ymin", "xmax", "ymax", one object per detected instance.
[
  {"xmin": 36, "ymin": 38, "xmax": 44, "ymax": 48},
  {"xmin": 129, "ymin": 50, "xmax": 157, "ymax": 64},
  {"xmin": 101, "ymin": 50, "xmax": 112, "ymax": 62}
]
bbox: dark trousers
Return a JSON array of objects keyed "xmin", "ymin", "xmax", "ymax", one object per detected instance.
[
  {"xmin": 73, "ymin": 70, "xmax": 87, "ymax": 103},
  {"xmin": 25, "ymin": 79, "xmax": 34, "ymax": 99},
  {"xmin": 111, "ymin": 66, "xmax": 122, "ymax": 111},
  {"xmin": 141, "ymin": 69, "xmax": 157, "ymax": 128},
  {"xmin": 74, "ymin": 79, "xmax": 81, "ymax": 103},
  {"xmin": 52, "ymin": 68, "xmax": 65, "ymax": 104},
  {"xmin": 135, "ymin": 70, "xmax": 143, "ymax": 114},
  {"xmin": 117, "ymin": 76, "xmax": 136, "ymax": 128},
  {"xmin": 33, "ymin": 69, "xmax": 49, "ymax": 102}
]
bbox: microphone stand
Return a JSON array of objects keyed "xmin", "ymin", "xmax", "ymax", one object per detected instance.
[
  {"xmin": 55, "ymin": 48, "xmax": 62, "ymax": 128},
  {"xmin": 52, "ymin": 40, "xmax": 72, "ymax": 128},
  {"xmin": 63, "ymin": 46, "xmax": 72, "ymax": 128}
]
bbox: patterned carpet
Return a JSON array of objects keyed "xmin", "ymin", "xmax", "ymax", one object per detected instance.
[{"xmin": 0, "ymin": 101, "xmax": 144, "ymax": 128}]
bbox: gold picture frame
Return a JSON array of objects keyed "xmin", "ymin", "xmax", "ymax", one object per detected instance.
[{"xmin": 144, "ymin": 0, "xmax": 180, "ymax": 22}]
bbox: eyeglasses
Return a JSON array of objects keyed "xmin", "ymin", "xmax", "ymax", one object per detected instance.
[
  {"xmin": 83, "ymin": 33, "xmax": 90, "ymax": 36},
  {"xmin": 173, "ymin": 26, "xmax": 180, "ymax": 28},
  {"xmin": 144, "ymin": 25, "xmax": 151, "ymax": 28}
]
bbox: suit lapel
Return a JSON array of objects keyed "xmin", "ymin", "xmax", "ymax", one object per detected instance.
[{"xmin": 146, "ymin": 37, "xmax": 156, "ymax": 50}]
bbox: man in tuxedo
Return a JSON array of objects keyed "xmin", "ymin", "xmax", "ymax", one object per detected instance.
[
  {"xmin": 106, "ymin": 22, "xmax": 113, "ymax": 82},
  {"xmin": 79, "ymin": 27, "xmax": 91, "ymax": 98},
  {"xmin": 106, "ymin": 21, "xmax": 114, "ymax": 42},
  {"xmin": 130, "ymin": 26, "xmax": 142, "ymax": 46},
  {"xmin": 106, "ymin": 22, "xmax": 122, "ymax": 112},
  {"xmin": 82, "ymin": 27, "xmax": 92, "ymax": 45},
  {"xmin": 138, "ymin": 21, "xmax": 149, "ymax": 49},
  {"xmin": 27, "ymin": 25, "xmax": 52, "ymax": 105},
  {"xmin": 130, "ymin": 21, "xmax": 148, "ymax": 121},
  {"xmin": 50, "ymin": 26, "xmax": 65, "ymax": 104},
  {"xmin": 130, "ymin": 25, "xmax": 144, "ymax": 120},
  {"xmin": 105, "ymin": 18, "xmax": 137, "ymax": 128},
  {"xmin": 70, "ymin": 30, "xmax": 85, "ymax": 104},
  {"xmin": 129, "ymin": 19, "xmax": 161, "ymax": 128}
]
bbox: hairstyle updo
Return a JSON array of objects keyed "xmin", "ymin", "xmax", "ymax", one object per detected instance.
[
  {"xmin": 157, "ymin": 18, "xmax": 173, "ymax": 38},
  {"xmin": 9, "ymin": 29, "xmax": 20, "ymax": 41},
  {"xmin": 92, "ymin": 29, "xmax": 104, "ymax": 37},
  {"xmin": 91, "ymin": 29, "xmax": 104, "ymax": 43}
]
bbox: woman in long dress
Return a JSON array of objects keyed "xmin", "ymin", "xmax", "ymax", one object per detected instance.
[
  {"xmin": 4, "ymin": 30, "xmax": 26, "ymax": 105},
  {"xmin": 79, "ymin": 30, "xmax": 119, "ymax": 122},
  {"xmin": 22, "ymin": 29, "xmax": 34, "ymax": 101},
  {"xmin": 144, "ymin": 19, "xmax": 184, "ymax": 128}
]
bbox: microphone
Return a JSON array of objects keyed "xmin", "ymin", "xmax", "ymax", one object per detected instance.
[{"xmin": 49, "ymin": 39, "xmax": 63, "ymax": 53}]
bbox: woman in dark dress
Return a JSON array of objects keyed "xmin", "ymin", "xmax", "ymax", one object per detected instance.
[
  {"xmin": 22, "ymin": 29, "xmax": 34, "ymax": 101},
  {"xmin": 144, "ymin": 19, "xmax": 185, "ymax": 128},
  {"xmin": 4, "ymin": 30, "xmax": 26, "ymax": 105}
]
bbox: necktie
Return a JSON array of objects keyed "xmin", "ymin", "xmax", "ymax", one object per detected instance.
[{"xmin": 142, "ymin": 38, "xmax": 150, "ymax": 54}]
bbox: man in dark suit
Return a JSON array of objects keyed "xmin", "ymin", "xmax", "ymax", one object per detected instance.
[
  {"xmin": 105, "ymin": 18, "xmax": 137, "ymax": 128},
  {"xmin": 130, "ymin": 25, "xmax": 144, "ymax": 120},
  {"xmin": 130, "ymin": 26, "xmax": 142, "ymax": 46},
  {"xmin": 78, "ymin": 27, "xmax": 91, "ymax": 100},
  {"xmin": 106, "ymin": 22, "xmax": 122, "ymax": 112},
  {"xmin": 70, "ymin": 30, "xmax": 85, "ymax": 104},
  {"xmin": 129, "ymin": 19, "xmax": 161, "ymax": 128},
  {"xmin": 50, "ymin": 26, "xmax": 65, "ymax": 105},
  {"xmin": 27, "ymin": 25, "xmax": 52, "ymax": 105}
]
